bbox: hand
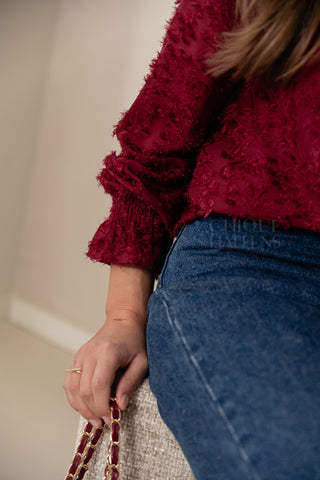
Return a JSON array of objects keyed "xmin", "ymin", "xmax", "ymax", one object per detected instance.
[{"xmin": 63, "ymin": 314, "xmax": 148, "ymax": 427}]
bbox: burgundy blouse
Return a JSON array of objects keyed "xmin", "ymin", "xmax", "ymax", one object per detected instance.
[{"xmin": 86, "ymin": 0, "xmax": 320, "ymax": 277}]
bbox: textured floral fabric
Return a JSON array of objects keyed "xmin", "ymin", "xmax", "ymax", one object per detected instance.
[{"xmin": 86, "ymin": 0, "xmax": 320, "ymax": 278}]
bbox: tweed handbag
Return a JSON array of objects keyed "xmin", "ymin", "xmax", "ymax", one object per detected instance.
[{"xmin": 64, "ymin": 378, "xmax": 194, "ymax": 480}]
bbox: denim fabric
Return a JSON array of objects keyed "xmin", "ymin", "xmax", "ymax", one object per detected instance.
[{"xmin": 146, "ymin": 214, "xmax": 320, "ymax": 480}]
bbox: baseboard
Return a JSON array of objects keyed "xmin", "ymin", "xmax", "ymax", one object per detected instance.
[{"xmin": 8, "ymin": 296, "xmax": 91, "ymax": 354}]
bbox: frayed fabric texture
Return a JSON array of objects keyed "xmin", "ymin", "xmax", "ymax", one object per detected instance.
[
  {"xmin": 74, "ymin": 378, "xmax": 195, "ymax": 480},
  {"xmin": 86, "ymin": 0, "xmax": 320, "ymax": 277}
]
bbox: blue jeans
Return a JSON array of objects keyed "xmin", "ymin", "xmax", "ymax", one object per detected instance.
[{"xmin": 146, "ymin": 214, "xmax": 320, "ymax": 480}]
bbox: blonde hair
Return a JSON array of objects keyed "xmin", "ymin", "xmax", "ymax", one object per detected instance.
[{"xmin": 206, "ymin": 0, "xmax": 320, "ymax": 85}]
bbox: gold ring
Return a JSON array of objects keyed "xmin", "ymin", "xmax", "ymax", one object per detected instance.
[{"xmin": 65, "ymin": 368, "xmax": 83, "ymax": 374}]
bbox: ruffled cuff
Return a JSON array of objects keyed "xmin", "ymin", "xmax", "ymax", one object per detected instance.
[{"xmin": 85, "ymin": 192, "xmax": 172, "ymax": 279}]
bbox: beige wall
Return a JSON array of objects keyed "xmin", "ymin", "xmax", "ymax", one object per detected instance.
[
  {"xmin": 0, "ymin": 1, "xmax": 175, "ymax": 479},
  {"xmin": 0, "ymin": 0, "xmax": 60, "ymax": 313},
  {"xmin": 1, "ymin": 0, "xmax": 174, "ymax": 340}
]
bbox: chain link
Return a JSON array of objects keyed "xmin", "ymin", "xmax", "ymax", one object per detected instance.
[
  {"xmin": 104, "ymin": 398, "xmax": 121, "ymax": 480},
  {"xmin": 64, "ymin": 398, "xmax": 121, "ymax": 480}
]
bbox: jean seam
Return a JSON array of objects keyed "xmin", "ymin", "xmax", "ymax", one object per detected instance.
[{"xmin": 154, "ymin": 289, "xmax": 262, "ymax": 480}]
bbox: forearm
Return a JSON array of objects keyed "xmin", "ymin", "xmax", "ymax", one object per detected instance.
[{"xmin": 105, "ymin": 264, "xmax": 155, "ymax": 325}]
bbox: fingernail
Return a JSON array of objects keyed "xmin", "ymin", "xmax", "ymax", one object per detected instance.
[
  {"xmin": 102, "ymin": 416, "xmax": 111, "ymax": 426},
  {"xmin": 89, "ymin": 419, "xmax": 99, "ymax": 428},
  {"xmin": 122, "ymin": 394, "xmax": 129, "ymax": 410}
]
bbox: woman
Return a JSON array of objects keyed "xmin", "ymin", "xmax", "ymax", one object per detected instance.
[{"xmin": 64, "ymin": 0, "xmax": 320, "ymax": 478}]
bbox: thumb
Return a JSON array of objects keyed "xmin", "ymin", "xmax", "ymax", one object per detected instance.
[{"xmin": 115, "ymin": 354, "xmax": 148, "ymax": 411}]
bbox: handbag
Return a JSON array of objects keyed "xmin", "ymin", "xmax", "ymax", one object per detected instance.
[{"xmin": 64, "ymin": 398, "xmax": 121, "ymax": 480}]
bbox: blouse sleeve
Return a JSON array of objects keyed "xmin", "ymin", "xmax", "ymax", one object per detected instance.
[{"xmin": 85, "ymin": 0, "xmax": 236, "ymax": 278}]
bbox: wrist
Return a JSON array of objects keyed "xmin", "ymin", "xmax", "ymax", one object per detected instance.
[
  {"xmin": 105, "ymin": 263, "xmax": 154, "ymax": 321},
  {"xmin": 105, "ymin": 307, "xmax": 148, "ymax": 327}
]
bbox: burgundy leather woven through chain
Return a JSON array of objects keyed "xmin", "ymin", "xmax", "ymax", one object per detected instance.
[
  {"xmin": 64, "ymin": 398, "xmax": 120, "ymax": 480},
  {"xmin": 104, "ymin": 399, "xmax": 121, "ymax": 480}
]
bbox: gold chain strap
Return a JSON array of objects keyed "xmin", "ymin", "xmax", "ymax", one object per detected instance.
[
  {"xmin": 64, "ymin": 398, "xmax": 121, "ymax": 480},
  {"xmin": 104, "ymin": 398, "xmax": 121, "ymax": 480}
]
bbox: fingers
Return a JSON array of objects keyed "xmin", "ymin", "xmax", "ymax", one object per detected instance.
[
  {"xmin": 87, "ymin": 350, "xmax": 120, "ymax": 424},
  {"xmin": 64, "ymin": 352, "xmax": 148, "ymax": 421},
  {"xmin": 64, "ymin": 342, "xmax": 123, "ymax": 426},
  {"xmin": 63, "ymin": 323, "xmax": 148, "ymax": 424},
  {"xmin": 116, "ymin": 353, "xmax": 149, "ymax": 411},
  {"xmin": 63, "ymin": 362, "xmax": 102, "ymax": 427}
]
